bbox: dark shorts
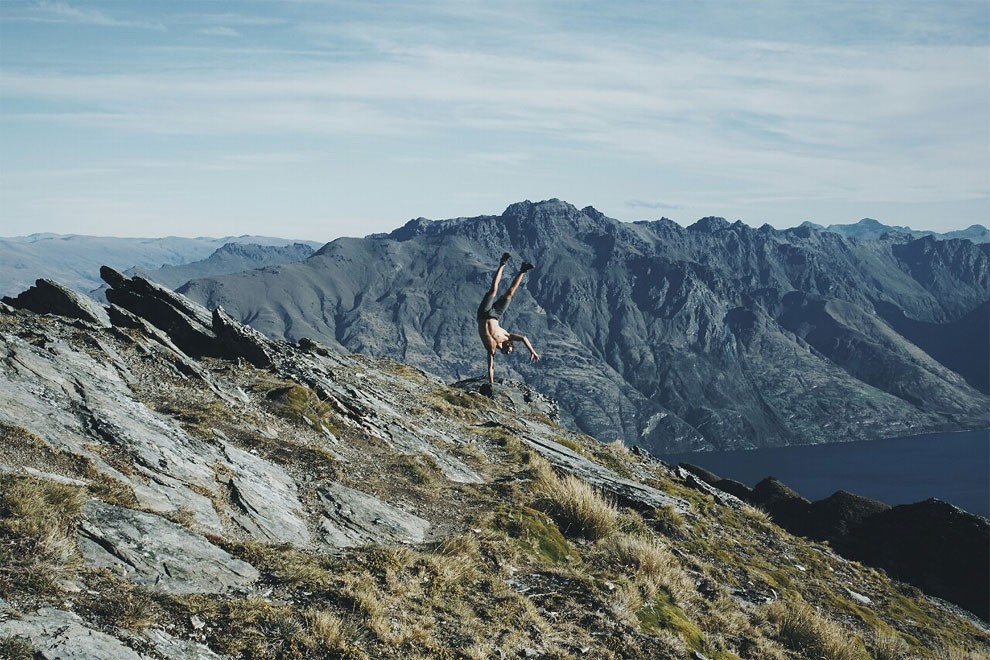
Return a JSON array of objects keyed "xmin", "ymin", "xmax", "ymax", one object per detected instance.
[{"xmin": 477, "ymin": 292, "xmax": 509, "ymax": 321}]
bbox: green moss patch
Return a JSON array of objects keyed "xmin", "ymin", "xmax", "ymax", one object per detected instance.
[
  {"xmin": 493, "ymin": 506, "xmax": 579, "ymax": 565},
  {"xmin": 637, "ymin": 590, "xmax": 704, "ymax": 649}
]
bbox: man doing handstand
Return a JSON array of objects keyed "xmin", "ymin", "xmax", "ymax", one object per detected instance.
[{"xmin": 477, "ymin": 252, "xmax": 540, "ymax": 384}]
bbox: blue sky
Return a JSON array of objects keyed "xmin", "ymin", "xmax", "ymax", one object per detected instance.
[{"xmin": 1, "ymin": 0, "xmax": 988, "ymax": 240}]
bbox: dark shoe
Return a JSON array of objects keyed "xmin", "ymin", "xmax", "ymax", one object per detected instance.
[
  {"xmin": 500, "ymin": 252, "xmax": 511, "ymax": 265},
  {"xmin": 520, "ymin": 262, "xmax": 535, "ymax": 273}
]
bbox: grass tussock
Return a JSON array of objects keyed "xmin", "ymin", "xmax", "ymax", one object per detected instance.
[
  {"xmin": 492, "ymin": 506, "xmax": 578, "ymax": 565},
  {"xmin": 273, "ymin": 384, "xmax": 338, "ymax": 432},
  {"xmin": 741, "ymin": 503, "xmax": 773, "ymax": 524},
  {"xmin": 0, "ymin": 475, "xmax": 85, "ymax": 596},
  {"xmin": 652, "ymin": 504, "xmax": 685, "ymax": 536},
  {"xmin": 533, "ymin": 469, "xmax": 620, "ymax": 541},
  {"xmin": 869, "ymin": 628, "xmax": 911, "ymax": 660},
  {"xmin": 83, "ymin": 580, "xmax": 162, "ymax": 631},
  {"xmin": 227, "ymin": 541, "xmax": 335, "ymax": 590},
  {"xmin": 299, "ymin": 608, "xmax": 349, "ymax": 655},
  {"xmin": 0, "ymin": 636, "xmax": 34, "ymax": 659},
  {"xmin": 395, "ymin": 453, "xmax": 445, "ymax": 490},
  {"xmin": 762, "ymin": 597, "xmax": 869, "ymax": 660},
  {"xmin": 597, "ymin": 534, "xmax": 693, "ymax": 604}
]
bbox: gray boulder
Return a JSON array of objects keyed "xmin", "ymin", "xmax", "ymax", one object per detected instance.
[
  {"xmin": 142, "ymin": 628, "xmax": 227, "ymax": 660},
  {"xmin": 212, "ymin": 306, "xmax": 274, "ymax": 367},
  {"xmin": 78, "ymin": 500, "xmax": 259, "ymax": 594},
  {"xmin": 516, "ymin": 418, "xmax": 691, "ymax": 515}
]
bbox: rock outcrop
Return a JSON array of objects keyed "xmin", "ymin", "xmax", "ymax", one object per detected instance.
[
  {"xmin": 681, "ymin": 464, "xmax": 990, "ymax": 620},
  {"xmin": 3, "ymin": 278, "xmax": 111, "ymax": 328},
  {"xmin": 0, "ymin": 608, "xmax": 147, "ymax": 659},
  {"xmin": 455, "ymin": 377, "xmax": 560, "ymax": 424},
  {"xmin": 317, "ymin": 482, "xmax": 431, "ymax": 547},
  {"xmin": 847, "ymin": 498, "xmax": 989, "ymax": 621}
]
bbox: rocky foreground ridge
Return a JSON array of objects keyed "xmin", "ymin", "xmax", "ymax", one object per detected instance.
[
  {"xmin": 178, "ymin": 199, "xmax": 990, "ymax": 453},
  {"xmin": 0, "ymin": 273, "xmax": 987, "ymax": 658}
]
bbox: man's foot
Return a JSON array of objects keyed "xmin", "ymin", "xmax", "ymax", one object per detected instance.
[
  {"xmin": 520, "ymin": 262, "xmax": 535, "ymax": 273},
  {"xmin": 500, "ymin": 252, "xmax": 511, "ymax": 265}
]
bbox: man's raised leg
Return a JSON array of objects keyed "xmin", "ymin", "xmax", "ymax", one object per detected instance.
[
  {"xmin": 499, "ymin": 262, "xmax": 534, "ymax": 303},
  {"xmin": 487, "ymin": 253, "xmax": 512, "ymax": 295}
]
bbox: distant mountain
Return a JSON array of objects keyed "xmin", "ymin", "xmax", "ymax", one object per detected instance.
[
  {"xmin": 801, "ymin": 218, "xmax": 990, "ymax": 243},
  {"xmin": 0, "ymin": 233, "xmax": 323, "ymax": 298},
  {"xmin": 90, "ymin": 242, "xmax": 317, "ymax": 300},
  {"xmin": 179, "ymin": 200, "xmax": 990, "ymax": 454}
]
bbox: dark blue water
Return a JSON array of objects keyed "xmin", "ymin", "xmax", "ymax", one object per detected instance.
[{"xmin": 661, "ymin": 429, "xmax": 990, "ymax": 518}]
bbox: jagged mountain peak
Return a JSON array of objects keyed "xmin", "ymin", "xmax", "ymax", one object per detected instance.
[{"xmin": 688, "ymin": 216, "xmax": 733, "ymax": 233}]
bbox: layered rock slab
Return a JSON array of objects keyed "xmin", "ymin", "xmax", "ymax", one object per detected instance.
[
  {"xmin": 318, "ymin": 482, "xmax": 431, "ymax": 547},
  {"xmin": 78, "ymin": 500, "xmax": 259, "ymax": 594}
]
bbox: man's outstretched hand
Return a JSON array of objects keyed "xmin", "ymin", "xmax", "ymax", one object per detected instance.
[{"xmin": 529, "ymin": 350, "xmax": 541, "ymax": 363}]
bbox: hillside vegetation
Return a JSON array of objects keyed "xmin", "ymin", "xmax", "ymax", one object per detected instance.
[{"xmin": 0, "ymin": 273, "xmax": 986, "ymax": 658}]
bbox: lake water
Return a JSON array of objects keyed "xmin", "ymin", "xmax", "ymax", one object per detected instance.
[{"xmin": 660, "ymin": 429, "xmax": 990, "ymax": 518}]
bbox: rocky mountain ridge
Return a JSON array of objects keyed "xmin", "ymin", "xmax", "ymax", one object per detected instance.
[
  {"xmin": 0, "ymin": 271, "xmax": 987, "ymax": 657},
  {"xmin": 178, "ymin": 199, "xmax": 990, "ymax": 453}
]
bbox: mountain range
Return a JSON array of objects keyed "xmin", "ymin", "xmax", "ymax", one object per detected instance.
[
  {"xmin": 803, "ymin": 218, "xmax": 990, "ymax": 243},
  {"xmin": 0, "ymin": 233, "xmax": 321, "ymax": 298},
  {"xmin": 176, "ymin": 200, "xmax": 990, "ymax": 454}
]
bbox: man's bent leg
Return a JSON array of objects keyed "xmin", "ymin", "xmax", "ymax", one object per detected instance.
[{"xmin": 504, "ymin": 266, "xmax": 529, "ymax": 299}]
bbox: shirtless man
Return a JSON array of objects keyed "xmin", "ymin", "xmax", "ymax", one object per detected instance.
[{"xmin": 477, "ymin": 252, "xmax": 540, "ymax": 384}]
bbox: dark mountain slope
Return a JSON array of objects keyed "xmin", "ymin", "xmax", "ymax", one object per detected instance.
[{"xmin": 180, "ymin": 200, "xmax": 990, "ymax": 452}]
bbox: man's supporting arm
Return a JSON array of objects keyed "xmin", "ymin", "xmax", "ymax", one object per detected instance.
[{"xmin": 487, "ymin": 350, "xmax": 496, "ymax": 383}]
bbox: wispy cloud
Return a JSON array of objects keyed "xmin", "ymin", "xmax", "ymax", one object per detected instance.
[
  {"xmin": 1, "ymin": 1, "xmax": 987, "ymax": 234},
  {"xmin": 626, "ymin": 200, "xmax": 680, "ymax": 211},
  {"xmin": 197, "ymin": 26, "xmax": 240, "ymax": 38},
  {"xmin": 31, "ymin": 0, "xmax": 165, "ymax": 30}
]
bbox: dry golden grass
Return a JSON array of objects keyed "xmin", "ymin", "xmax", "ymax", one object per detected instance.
[
  {"xmin": 652, "ymin": 503, "xmax": 685, "ymax": 535},
  {"xmin": 0, "ymin": 636, "xmax": 34, "ymax": 659},
  {"xmin": 608, "ymin": 579, "xmax": 645, "ymax": 627},
  {"xmin": 741, "ymin": 502, "xmax": 773, "ymax": 523},
  {"xmin": 0, "ymin": 475, "xmax": 85, "ymax": 596},
  {"xmin": 534, "ymin": 469, "xmax": 620, "ymax": 541},
  {"xmin": 762, "ymin": 597, "xmax": 869, "ymax": 660},
  {"xmin": 869, "ymin": 628, "xmax": 911, "ymax": 660},
  {"xmin": 597, "ymin": 533, "xmax": 693, "ymax": 604},
  {"xmin": 300, "ymin": 608, "xmax": 349, "ymax": 654}
]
